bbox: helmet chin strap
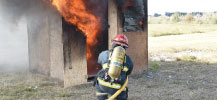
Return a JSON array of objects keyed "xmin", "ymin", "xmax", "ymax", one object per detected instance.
[
  {"xmin": 112, "ymin": 43, "xmax": 128, "ymax": 50},
  {"xmin": 120, "ymin": 44, "xmax": 126, "ymax": 49}
]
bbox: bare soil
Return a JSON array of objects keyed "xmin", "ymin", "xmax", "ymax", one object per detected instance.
[{"xmin": 1, "ymin": 61, "xmax": 217, "ymax": 100}]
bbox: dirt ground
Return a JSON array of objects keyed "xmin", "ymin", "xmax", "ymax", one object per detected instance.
[{"xmin": 1, "ymin": 61, "xmax": 217, "ymax": 100}]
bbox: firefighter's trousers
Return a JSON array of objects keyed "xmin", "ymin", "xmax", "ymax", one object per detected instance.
[{"xmin": 95, "ymin": 80, "xmax": 128, "ymax": 100}]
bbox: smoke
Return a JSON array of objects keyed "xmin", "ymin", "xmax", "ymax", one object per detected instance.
[
  {"xmin": 0, "ymin": 0, "xmax": 31, "ymax": 24},
  {"xmin": 0, "ymin": 18, "xmax": 28, "ymax": 73},
  {"xmin": 84, "ymin": 0, "xmax": 108, "ymax": 17},
  {"xmin": 0, "ymin": 0, "xmax": 41, "ymax": 73}
]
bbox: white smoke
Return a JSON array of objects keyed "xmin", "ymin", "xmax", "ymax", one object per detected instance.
[{"xmin": 0, "ymin": 0, "xmax": 32, "ymax": 73}]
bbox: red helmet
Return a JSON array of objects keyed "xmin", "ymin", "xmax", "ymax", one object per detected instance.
[{"xmin": 112, "ymin": 34, "xmax": 128, "ymax": 47}]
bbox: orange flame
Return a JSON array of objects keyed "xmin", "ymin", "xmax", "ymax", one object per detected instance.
[
  {"xmin": 51, "ymin": 0, "xmax": 101, "ymax": 59},
  {"xmin": 139, "ymin": 20, "xmax": 143, "ymax": 27}
]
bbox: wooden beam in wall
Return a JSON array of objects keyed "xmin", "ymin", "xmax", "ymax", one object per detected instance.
[{"xmin": 108, "ymin": 0, "xmax": 118, "ymax": 49}]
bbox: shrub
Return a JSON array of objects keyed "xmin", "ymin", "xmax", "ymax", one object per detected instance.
[
  {"xmin": 171, "ymin": 13, "xmax": 180, "ymax": 23},
  {"xmin": 203, "ymin": 13, "xmax": 217, "ymax": 24},
  {"xmin": 148, "ymin": 12, "xmax": 217, "ymax": 24},
  {"xmin": 185, "ymin": 14, "xmax": 194, "ymax": 23}
]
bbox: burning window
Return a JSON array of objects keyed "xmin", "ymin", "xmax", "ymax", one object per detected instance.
[
  {"xmin": 123, "ymin": 9, "xmax": 144, "ymax": 32},
  {"xmin": 118, "ymin": 0, "xmax": 145, "ymax": 32},
  {"xmin": 51, "ymin": 0, "xmax": 108, "ymax": 77}
]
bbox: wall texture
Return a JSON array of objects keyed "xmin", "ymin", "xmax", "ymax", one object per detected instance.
[
  {"xmin": 62, "ymin": 21, "xmax": 88, "ymax": 88},
  {"xmin": 27, "ymin": 0, "xmax": 64, "ymax": 80}
]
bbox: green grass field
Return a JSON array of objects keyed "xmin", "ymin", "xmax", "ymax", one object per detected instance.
[
  {"xmin": 149, "ymin": 24, "xmax": 217, "ymax": 63},
  {"xmin": 148, "ymin": 24, "xmax": 217, "ymax": 37}
]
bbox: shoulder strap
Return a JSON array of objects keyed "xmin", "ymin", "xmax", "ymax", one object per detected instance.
[
  {"xmin": 108, "ymin": 49, "xmax": 113, "ymax": 66},
  {"xmin": 122, "ymin": 55, "xmax": 126, "ymax": 69}
]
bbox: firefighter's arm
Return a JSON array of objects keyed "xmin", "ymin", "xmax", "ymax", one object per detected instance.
[
  {"xmin": 97, "ymin": 50, "xmax": 110, "ymax": 66},
  {"xmin": 126, "ymin": 55, "xmax": 134, "ymax": 75}
]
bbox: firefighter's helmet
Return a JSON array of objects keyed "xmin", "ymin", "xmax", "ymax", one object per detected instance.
[{"xmin": 112, "ymin": 34, "xmax": 128, "ymax": 48}]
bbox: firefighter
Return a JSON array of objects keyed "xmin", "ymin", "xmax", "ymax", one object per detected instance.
[{"xmin": 94, "ymin": 34, "xmax": 134, "ymax": 100}]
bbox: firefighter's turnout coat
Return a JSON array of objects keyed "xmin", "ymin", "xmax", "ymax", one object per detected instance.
[{"xmin": 95, "ymin": 50, "xmax": 134, "ymax": 100}]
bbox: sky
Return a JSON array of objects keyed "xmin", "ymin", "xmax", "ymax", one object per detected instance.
[{"xmin": 148, "ymin": 0, "xmax": 217, "ymax": 15}]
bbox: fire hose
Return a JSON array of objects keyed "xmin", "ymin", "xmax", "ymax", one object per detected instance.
[{"xmin": 108, "ymin": 76, "xmax": 128, "ymax": 100}]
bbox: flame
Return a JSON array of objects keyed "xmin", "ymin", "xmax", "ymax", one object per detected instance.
[
  {"xmin": 122, "ymin": 2, "xmax": 133, "ymax": 13},
  {"xmin": 139, "ymin": 20, "xmax": 143, "ymax": 27},
  {"xmin": 51, "ymin": 0, "xmax": 101, "ymax": 59}
]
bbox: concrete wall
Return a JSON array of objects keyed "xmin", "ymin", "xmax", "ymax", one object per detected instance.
[
  {"xmin": 62, "ymin": 21, "xmax": 88, "ymax": 88},
  {"xmin": 124, "ymin": 31, "xmax": 148, "ymax": 73},
  {"xmin": 108, "ymin": 0, "xmax": 119, "ymax": 49},
  {"xmin": 27, "ymin": 1, "xmax": 88, "ymax": 87},
  {"xmin": 49, "ymin": 10, "xmax": 64, "ymax": 81},
  {"xmin": 27, "ymin": 9, "xmax": 51, "ymax": 76},
  {"xmin": 27, "ymin": 0, "xmax": 64, "ymax": 80}
]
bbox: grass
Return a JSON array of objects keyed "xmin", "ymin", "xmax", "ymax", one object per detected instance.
[
  {"xmin": 151, "ymin": 32, "xmax": 183, "ymax": 37},
  {"xmin": 149, "ymin": 28, "xmax": 217, "ymax": 63},
  {"xmin": 0, "ymin": 72, "xmax": 96, "ymax": 100},
  {"xmin": 148, "ymin": 24, "xmax": 217, "ymax": 37},
  {"xmin": 59, "ymin": 93, "xmax": 71, "ymax": 97},
  {"xmin": 176, "ymin": 56, "xmax": 197, "ymax": 62},
  {"xmin": 149, "ymin": 62, "xmax": 160, "ymax": 72},
  {"xmin": 24, "ymin": 87, "xmax": 36, "ymax": 92}
]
